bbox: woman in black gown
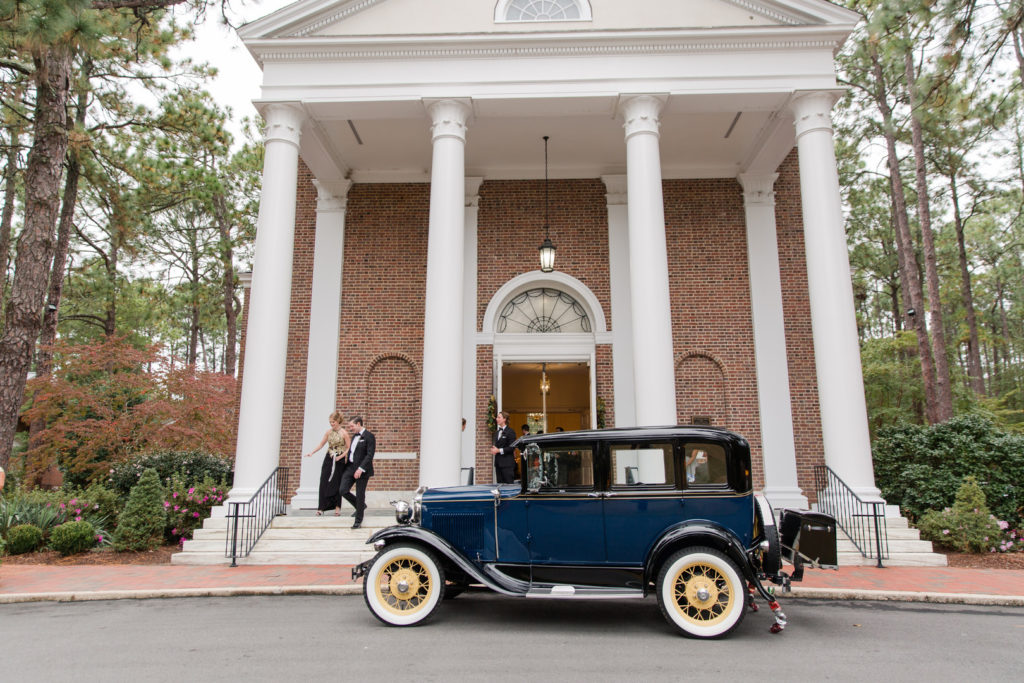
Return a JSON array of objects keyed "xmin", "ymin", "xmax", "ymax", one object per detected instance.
[{"xmin": 303, "ymin": 411, "xmax": 351, "ymax": 515}]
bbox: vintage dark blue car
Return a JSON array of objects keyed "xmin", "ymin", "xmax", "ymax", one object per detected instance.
[{"xmin": 353, "ymin": 426, "xmax": 837, "ymax": 638}]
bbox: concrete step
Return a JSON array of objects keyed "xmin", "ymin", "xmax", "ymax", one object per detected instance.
[
  {"xmin": 836, "ymin": 551, "xmax": 949, "ymax": 567},
  {"xmin": 238, "ymin": 551, "xmax": 377, "ymax": 565},
  {"xmin": 837, "ymin": 538, "xmax": 934, "ymax": 553}
]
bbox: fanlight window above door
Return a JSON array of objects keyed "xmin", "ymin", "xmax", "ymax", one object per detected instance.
[
  {"xmin": 498, "ymin": 0, "xmax": 589, "ymax": 22},
  {"xmin": 497, "ymin": 288, "xmax": 591, "ymax": 333}
]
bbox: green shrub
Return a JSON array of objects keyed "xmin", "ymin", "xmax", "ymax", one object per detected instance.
[
  {"xmin": 109, "ymin": 450, "xmax": 232, "ymax": 496},
  {"xmin": 6, "ymin": 524, "xmax": 45, "ymax": 554},
  {"xmin": 918, "ymin": 477, "xmax": 1004, "ymax": 553},
  {"xmin": 81, "ymin": 483, "xmax": 123, "ymax": 527},
  {"xmin": 872, "ymin": 415, "xmax": 1024, "ymax": 527},
  {"xmin": 164, "ymin": 476, "xmax": 226, "ymax": 545},
  {"xmin": 0, "ymin": 536, "xmax": 7, "ymax": 557},
  {"xmin": 50, "ymin": 520, "xmax": 97, "ymax": 556},
  {"xmin": 113, "ymin": 469, "xmax": 167, "ymax": 551}
]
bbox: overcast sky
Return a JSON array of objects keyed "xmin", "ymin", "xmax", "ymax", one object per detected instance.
[{"xmin": 179, "ymin": 0, "xmax": 295, "ymax": 133}]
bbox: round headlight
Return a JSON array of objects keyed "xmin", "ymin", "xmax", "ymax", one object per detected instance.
[{"xmin": 392, "ymin": 500, "xmax": 412, "ymax": 525}]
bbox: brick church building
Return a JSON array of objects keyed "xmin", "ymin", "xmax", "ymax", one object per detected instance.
[{"xmin": 228, "ymin": 0, "xmax": 882, "ymax": 512}]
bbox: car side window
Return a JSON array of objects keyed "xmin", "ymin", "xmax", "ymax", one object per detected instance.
[
  {"xmin": 684, "ymin": 443, "xmax": 728, "ymax": 487},
  {"xmin": 610, "ymin": 442, "xmax": 674, "ymax": 488},
  {"xmin": 526, "ymin": 443, "xmax": 594, "ymax": 492}
]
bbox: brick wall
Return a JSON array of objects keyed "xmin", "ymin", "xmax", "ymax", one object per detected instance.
[
  {"xmin": 774, "ymin": 151, "xmax": 825, "ymax": 501},
  {"xmin": 269, "ymin": 167, "xmax": 825, "ymax": 496},
  {"xmin": 474, "ymin": 179, "xmax": 613, "ymax": 483},
  {"xmin": 277, "ymin": 162, "xmax": 318, "ymax": 499},
  {"xmin": 664, "ymin": 178, "xmax": 764, "ymax": 487},
  {"xmin": 334, "ymin": 183, "xmax": 431, "ymax": 490}
]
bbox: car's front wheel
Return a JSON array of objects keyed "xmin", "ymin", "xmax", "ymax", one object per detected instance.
[
  {"xmin": 363, "ymin": 544, "xmax": 445, "ymax": 626},
  {"xmin": 656, "ymin": 546, "xmax": 746, "ymax": 638}
]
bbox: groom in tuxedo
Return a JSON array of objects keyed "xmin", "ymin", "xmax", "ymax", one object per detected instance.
[
  {"xmin": 340, "ymin": 416, "xmax": 375, "ymax": 529},
  {"xmin": 490, "ymin": 410, "xmax": 517, "ymax": 484}
]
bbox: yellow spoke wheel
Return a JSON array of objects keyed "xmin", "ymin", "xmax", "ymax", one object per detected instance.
[
  {"xmin": 657, "ymin": 547, "xmax": 746, "ymax": 638},
  {"xmin": 363, "ymin": 545, "xmax": 445, "ymax": 626}
]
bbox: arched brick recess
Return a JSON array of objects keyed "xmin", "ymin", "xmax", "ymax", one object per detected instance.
[
  {"xmin": 364, "ymin": 353, "xmax": 420, "ymax": 489},
  {"xmin": 676, "ymin": 351, "xmax": 728, "ymax": 427}
]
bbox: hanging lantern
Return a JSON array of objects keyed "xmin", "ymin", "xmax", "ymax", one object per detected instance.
[{"xmin": 538, "ymin": 135, "xmax": 557, "ymax": 273}]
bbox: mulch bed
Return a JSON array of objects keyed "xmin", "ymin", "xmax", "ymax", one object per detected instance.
[
  {"xmin": 1, "ymin": 545, "xmax": 180, "ymax": 566},
  {"xmin": 938, "ymin": 549, "xmax": 1024, "ymax": 570}
]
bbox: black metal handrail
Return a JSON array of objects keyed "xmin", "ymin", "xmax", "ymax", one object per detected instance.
[
  {"xmin": 225, "ymin": 467, "xmax": 291, "ymax": 567},
  {"xmin": 813, "ymin": 464, "xmax": 888, "ymax": 568}
]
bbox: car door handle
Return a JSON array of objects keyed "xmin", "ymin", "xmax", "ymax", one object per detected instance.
[{"xmin": 587, "ymin": 492, "xmax": 602, "ymax": 498}]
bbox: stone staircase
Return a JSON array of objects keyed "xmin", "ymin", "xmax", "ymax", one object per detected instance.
[
  {"xmin": 835, "ymin": 515, "xmax": 947, "ymax": 567},
  {"xmin": 172, "ymin": 510, "xmax": 391, "ymax": 566},
  {"xmin": 174, "ymin": 507, "xmax": 947, "ymax": 568}
]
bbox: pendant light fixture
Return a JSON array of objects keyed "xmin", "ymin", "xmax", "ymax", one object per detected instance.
[{"xmin": 538, "ymin": 135, "xmax": 557, "ymax": 273}]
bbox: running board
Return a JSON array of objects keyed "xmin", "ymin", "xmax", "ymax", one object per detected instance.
[{"xmin": 525, "ymin": 585, "xmax": 644, "ymax": 600}]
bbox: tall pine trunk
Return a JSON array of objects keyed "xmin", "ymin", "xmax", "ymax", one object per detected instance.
[
  {"xmin": 904, "ymin": 49, "xmax": 954, "ymax": 422},
  {"xmin": 0, "ymin": 47, "xmax": 72, "ymax": 472},
  {"xmin": 870, "ymin": 48, "xmax": 940, "ymax": 423},
  {"xmin": 0, "ymin": 128, "xmax": 20, "ymax": 299},
  {"xmin": 948, "ymin": 174, "xmax": 985, "ymax": 396},
  {"xmin": 213, "ymin": 194, "xmax": 237, "ymax": 376}
]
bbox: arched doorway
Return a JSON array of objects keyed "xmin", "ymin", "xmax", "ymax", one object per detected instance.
[{"xmin": 481, "ymin": 272, "xmax": 609, "ymax": 434}]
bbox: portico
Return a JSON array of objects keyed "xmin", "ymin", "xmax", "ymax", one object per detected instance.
[{"xmin": 227, "ymin": 0, "xmax": 878, "ymax": 514}]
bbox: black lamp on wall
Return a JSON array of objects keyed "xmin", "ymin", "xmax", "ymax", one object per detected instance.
[{"xmin": 538, "ymin": 135, "xmax": 557, "ymax": 273}]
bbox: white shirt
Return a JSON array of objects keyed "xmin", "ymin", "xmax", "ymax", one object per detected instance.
[{"xmin": 350, "ymin": 429, "xmax": 365, "ymax": 472}]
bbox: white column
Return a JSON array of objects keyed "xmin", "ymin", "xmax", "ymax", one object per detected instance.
[
  {"xmin": 602, "ymin": 175, "xmax": 636, "ymax": 427},
  {"xmin": 739, "ymin": 173, "xmax": 808, "ymax": 511},
  {"xmin": 229, "ymin": 103, "xmax": 305, "ymax": 503},
  {"xmin": 419, "ymin": 99, "xmax": 472, "ymax": 488},
  {"xmin": 291, "ymin": 180, "xmax": 351, "ymax": 510},
  {"xmin": 790, "ymin": 91, "xmax": 881, "ymax": 500},
  {"xmin": 461, "ymin": 177, "xmax": 483, "ymax": 481},
  {"xmin": 620, "ymin": 95, "xmax": 677, "ymax": 426}
]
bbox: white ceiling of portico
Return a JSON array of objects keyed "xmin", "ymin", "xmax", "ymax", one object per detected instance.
[{"xmin": 240, "ymin": 0, "xmax": 859, "ymax": 185}]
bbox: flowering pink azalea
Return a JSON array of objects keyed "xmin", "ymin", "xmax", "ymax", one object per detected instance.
[
  {"xmin": 75, "ymin": 508, "xmax": 81, "ymax": 514},
  {"xmin": 59, "ymin": 503, "xmax": 66, "ymax": 509},
  {"xmin": 998, "ymin": 520, "xmax": 1009, "ymax": 530},
  {"xmin": 174, "ymin": 505, "xmax": 180, "ymax": 511},
  {"xmin": 172, "ymin": 492, "xmax": 178, "ymax": 498},
  {"xmin": 188, "ymin": 487, "xmax": 195, "ymax": 495},
  {"xmin": 93, "ymin": 504, "xmax": 99, "ymax": 510},
  {"xmin": 193, "ymin": 512, "xmax": 200, "ymax": 518},
  {"xmin": 942, "ymin": 529, "xmax": 950, "ymax": 535},
  {"xmin": 69, "ymin": 498, "xmax": 77, "ymax": 505},
  {"xmin": 96, "ymin": 535, "xmax": 104, "ymax": 542},
  {"xmin": 75, "ymin": 516, "xmax": 82, "ymax": 522},
  {"xmin": 171, "ymin": 528, "xmax": 178, "ymax": 534},
  {"xmin": 164, "ymin": 501, "xmax": 170, "ymax": 508}
]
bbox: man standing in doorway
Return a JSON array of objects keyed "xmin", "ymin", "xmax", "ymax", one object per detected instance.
[
  {"xmin": 491, "ymin": 410, "xmax": 517, "ymax": 484},
  {"xmin": 341, "ymin": 416, "xmax": 375, "ymax": 529}
]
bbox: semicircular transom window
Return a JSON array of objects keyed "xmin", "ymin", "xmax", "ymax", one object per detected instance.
[
  {"xmin": 503, "ymin": 0, "xmax": 584, "ymax": 22},
  {"xmin": 497, "ymin": 288, "xmax": 591, "ymax": 333}
]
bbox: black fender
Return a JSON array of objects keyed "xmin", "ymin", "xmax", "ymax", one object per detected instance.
[
  {"xmin": 643, "ymin": 520, "xmax": 758, "ymax": 595},
  {"xmin": 355, "ymin": 525, "xmax": 525, "ymax": 597}
]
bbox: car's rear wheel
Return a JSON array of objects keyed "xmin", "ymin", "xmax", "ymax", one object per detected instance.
[
  {"xmin": 363, "ymin": 544, "xmax": 444, "ymax": 626},
  {"xmin": 656, "ymin": 546, "xmax": 746, "ymax": 638}
]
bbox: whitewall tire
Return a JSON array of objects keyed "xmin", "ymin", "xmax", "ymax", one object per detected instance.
[
  {"xmin": 656, "ymin": 546, "xmax": 746, "ymax": 638},
  {"xmin": 363, "ymin": 544, "xmax": 445, "ymax": 626}
]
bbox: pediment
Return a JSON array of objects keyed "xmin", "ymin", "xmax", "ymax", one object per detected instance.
[{"xmin": 239, "ymin": 0, "xmax": 859, "ymax": 41}]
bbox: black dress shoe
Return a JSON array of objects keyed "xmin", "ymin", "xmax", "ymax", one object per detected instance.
[{"xmin": 351, "ymin": 521, "xmax": 362, "ymax": 529}]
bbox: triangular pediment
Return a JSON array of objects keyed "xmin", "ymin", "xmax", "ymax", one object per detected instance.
[{"xmin": 239, "ymin": 0, "xmax": 859, "ymax": 41}]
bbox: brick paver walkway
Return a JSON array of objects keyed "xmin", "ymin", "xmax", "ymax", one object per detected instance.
[
  {"xmin": 799, "ymin": 565, "xmax": 1024, "ymax": 597},
  {"xmin": 1, "ymin": 563, "xmax": 1022, "ymax": 601}
]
